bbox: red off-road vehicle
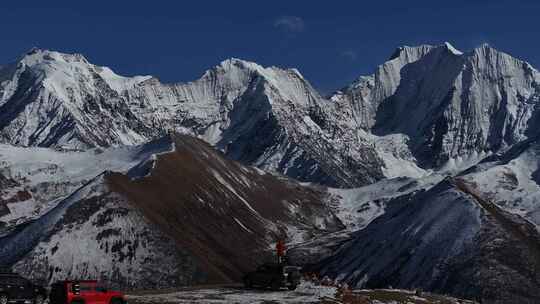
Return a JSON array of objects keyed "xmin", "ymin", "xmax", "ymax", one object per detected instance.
[{"xmin": 49, "ymin": 280, "xmax": 126, "ymax": 304}]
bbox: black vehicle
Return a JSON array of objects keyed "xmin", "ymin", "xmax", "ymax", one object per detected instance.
[
  {"xmin": 243, "ymin": 263, "xmax": 301, "ymax": 291},
  {"xmin": 0, "ymin": 271, "xmax": 47, "ymax": 304}
]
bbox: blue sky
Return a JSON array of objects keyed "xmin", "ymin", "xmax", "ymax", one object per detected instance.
[{"xmin": 1, "ymin": 0, "xmax": 539, "ymax": 92}]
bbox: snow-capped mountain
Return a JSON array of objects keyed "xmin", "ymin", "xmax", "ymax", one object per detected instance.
[
  {"xmin": 122, "ymin": 57, "xmax": 385, "ymax": 187},
  {"xmin": 2, "ymin": 43, "xmax": 540, "ymax": 303},
  {"xmin": 0, "ymin": 49, "xmax": 154, "ymax": 149},
  {"xmin": 0, "ymin": 49, "xmax": 385, "ymax": 187},
  {"xmin": 331, "ymin": 43, "xmax": 540, "ymax": 168},
  {"xmin": 3, "ymin": 43, "xmax": 539, "ymax": 187}
]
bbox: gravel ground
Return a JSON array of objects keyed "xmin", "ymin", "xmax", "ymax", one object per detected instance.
[
  {"xmin": 127, "ymin": 281, "xmax": 337, "ymax": 303},
  {"xmin": 126, "ymin": 282, "xmax": 478, "ymax": 304}
]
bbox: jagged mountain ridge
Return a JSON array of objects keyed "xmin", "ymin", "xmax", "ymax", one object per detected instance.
[
  {"xmin": 123, "ymin": 58, "xmax": 384, "ymax": 187},
  {"xmin": 3, "ymin": 43, "xmax": 539, "ymax": 187},
  {"xmin": 0, "ymin": 49, "xmax": 384, "ymax": 187},
  {"xmin": 2, "ymin": 43, "xmax": 540, "ymax": 186}
]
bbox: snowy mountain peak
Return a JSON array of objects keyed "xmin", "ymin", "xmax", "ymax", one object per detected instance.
[
  {"xmin": 471, "ymin": 42, "xmax": 500, "ymax": 55},
  {"xmin": 20, "ymin": 48, "xmax": 89, "ymax": 67},
  {"xmin": 212, "ymin": 57, "xmax": 306, "ymax": 82},
  {"xmin": 214, "ymin": 57, "xmax": 260, "ymax": 73},
  {"xmin": 475, "ymin": 42, "xmax": 492, "ymax": 50},
  {"xmin": 0, "ymin": 48, "xmax": 158, "ymax": 149},
  {"xmin": 468, "ymin": 43, "xmax": 524, "ymax": 63},
  {"xmin": 194, "ymin": 57, "xmax": 318, "ymax": 109},
  {"xmin": 389, "ymin": 42, "xmax": 464, "ymax": 62},
  {"xmin": 388, "ymin": 44, "xmax": 435, "ymax": 61},
  {"xmin": 443, "ymin": 41, "xmax": 463, "ymax": 55},
  {"xmin": 468, "ymin": 42, "xmax": 540, "ymax": 81},
  {"xmin": 17, "ymin": 49, "xmax": 152, "ymax": 93}
]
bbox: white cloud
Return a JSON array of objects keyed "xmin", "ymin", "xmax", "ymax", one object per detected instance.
[
  {"xmin": 340, "ymin": 50, "xmax": 357, "ymax": 61},
  {"xmin": 273, "ymin": 16, "xmax": 305, "ymax": 33}
]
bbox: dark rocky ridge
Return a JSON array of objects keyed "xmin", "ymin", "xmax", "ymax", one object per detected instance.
[
  {"xmin": 318, "ymin": 179, "xmax": 540, "ymax": 304},
  {"xmin": 107, "ymin": 134, "xmax": 343, "ymax": 283}
]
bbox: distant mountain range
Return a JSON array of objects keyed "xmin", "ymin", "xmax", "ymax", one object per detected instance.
[{"xmin": 1, "ymin": 43, "xmax": 540, "ymax": 303}]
